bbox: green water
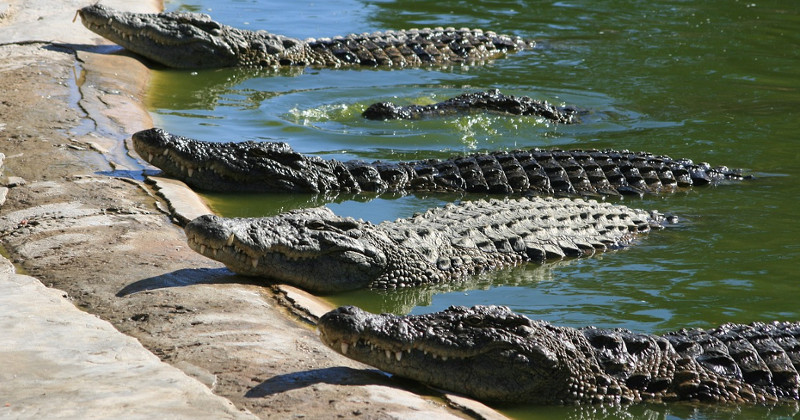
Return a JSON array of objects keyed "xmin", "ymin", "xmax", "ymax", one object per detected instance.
[{"xmin": 151, "ymin": 0, "xmax": 800, "ymax": 417}]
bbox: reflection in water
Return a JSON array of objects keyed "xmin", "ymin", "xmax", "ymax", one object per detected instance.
[
  {"xmin": 328, "ymin": 260, "xmax": 573, "ymax": 315},
  {"xmin": 200, "ymin": 190, "xmax": 468, "ymax": 219},
  {"xmin": 148, "ymin": 64, "xmax": 588, "ymax": 154},
  {"xmin": 147, "ymin": 67, "xmax": 304, "ymax": 111},
  {"xmin": 502, "ymin": 400, "xmax": 800, "ymax": 420}
]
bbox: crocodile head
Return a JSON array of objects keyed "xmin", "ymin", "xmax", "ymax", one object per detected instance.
[
  {"xmin": 319, "ymin": 305, "xmax": 588, "ymax": 403},
  {"xmin": 132, "ymin": 128, "xmax": 333, "ymax": 193},
  {"xmin": 77, "ymin": 4, "xmax": 301, "ymax": 68},
  {"xmin": 184, "ymin": 209, "xmax": 390, "ymax": 293}
]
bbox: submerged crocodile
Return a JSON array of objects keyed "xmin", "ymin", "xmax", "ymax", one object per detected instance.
[
  {"xmin": 77, "ymin": 5, "xmax": 533, "ymax": 69},
  {"xmin": 319, "ymin": 305, "xmax": 800, "ymax": 405},
  {"xmin": 133, "ymin": 128, "xmax": 748, "ymax": 196},
  {"xmin": 363, "ymin": 89, "xmax": 580, "ymax": 123},
  {"xmin": 184, "ymin": 196, "xmax": 669, "ymax": 293}
]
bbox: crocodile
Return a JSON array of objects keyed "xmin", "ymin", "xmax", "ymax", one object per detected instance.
[
  {"xmin": 319, "ymin": 305, "xmax": 800, "ymax": 405},
  {"xmin": 184, "ymin": 196, "xmax": 670, "ymax": 293},
  {"xmin": 77, "ymin": 4, "xmax": 533, "ymax": 69},
  {"xmin": 363, "ymin": 89, "xmax": 580, "ymax": 123},
  {"xmin": 133, "ymin": 128, "xmax": 749, "ymax": 196}
]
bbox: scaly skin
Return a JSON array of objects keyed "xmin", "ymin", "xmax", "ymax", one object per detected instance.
[
  {"xmin": 184, "ymin": 196, "xmax": 669, "ymax": 293},
  {"xmin": 362, "ymin": 89, "xmax": 580, "ymax": 123},
  {"xmin": 132, "ymin": 128, "xmax": 750, "ymax": 196},
  {"xmin": 77, "ymin": 5, "xmax": 533, "ymax": 69},
  {"xmin": 319, "ymin": 305, "xmax": 800, "ymax": 405}
]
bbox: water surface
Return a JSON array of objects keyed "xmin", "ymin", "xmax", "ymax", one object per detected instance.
[{"xmin": 152, "ymin": 1, "xmax": 800, "ymax": 417}]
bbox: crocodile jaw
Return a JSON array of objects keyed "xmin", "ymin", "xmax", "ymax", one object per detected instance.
[
  {"xmin": 318, "ymin": 305, "xmax": 573, "ymax": 403},
  {"xmin": 184, "ymin": 212, "xmax": 389, "ymax": 293},
  {"xmin": 78, "ymin": 4, "xmax": 240, "ymax": 68},
  {"xmin": 132, "ymin": 128, "xmax": 326, "ymax": 193}
]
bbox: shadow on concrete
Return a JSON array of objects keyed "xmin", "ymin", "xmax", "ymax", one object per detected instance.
[
  {"xmin": 244, "ymin": 366, "xmax": 424, "ymax": 398},
  {"xmin": 47, "ymin": 42, "xmax": 116, "ymax": 54},
  {"xmin": 44, "ymin": 42, "xmax": 163, "ymax": 65},
  {"xmin": 117, "ymin": 267, "xmax": 267, "ymax": 297},
  {"xmin": 95, "ymin": 169, "xmax": 150, "ymax": 181}
]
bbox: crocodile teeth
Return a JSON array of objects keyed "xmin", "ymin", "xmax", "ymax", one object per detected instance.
[
  {"xmin": 385, "ymin": 350, "xmax": 392, "ymax": 360},
  {"xmin": 226, "ymin": 234, "xmax": 235, "ymax": 246},
  {"xmin": 251, "ymin": 258, "xmax": 258, "ymax": 268},
  {"xmin": 395, "ymin": 351, "xmax": 402, "ymax": 361},
  {"xmin": 341, "ymin": 342, "xmax": 349, "ymax": 355},
  {"xmin": 187, "ymin": 168, "xmax": 194, "ymax": 177},
  {"xmin": 162, "ymin": 149, "xmax": 169, "ymax": 156},
  {"xmin": 148, "ymin": 153, "xmax": 153, "ymax": 162},
  {"xmin": 200, "ymin": 244, "xmax": 206, "ymax": 254}
]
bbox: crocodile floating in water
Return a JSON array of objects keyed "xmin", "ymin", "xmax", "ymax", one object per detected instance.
[
  {"xmin": 319, "ymin": 305, "xmax": 800, "ymax": 405},
  {"xmin": 363, "ymin": 89, "xmax": 580, "ymax": 123},
  {"xmin": 133, "ymin": 128, "xmax": 748, "ymax": 196},
  {"xmin": 77, "ymin": 5, "xmax": 533, "ymax": 69},
  {"xmin": 184, "ymin": 196, "xmax": 670, "ymax": 293}
]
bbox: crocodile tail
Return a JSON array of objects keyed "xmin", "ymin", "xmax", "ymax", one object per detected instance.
[
  {"xmin": 348, "ymin": 149, "xmax": 746, "ymax": 196},
  {"xmin": 304, "ymin": 28, "xmax": 532, "ymax": 67},
  {"xmin": 323, "ymin": 149, "xmax": 746, "ymax": 196}
]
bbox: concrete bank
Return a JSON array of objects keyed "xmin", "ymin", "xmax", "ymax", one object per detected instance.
[
  {"xmin": 0, "ymin": 1, "xmax": 504, "ymax": 418},
  {"xmin": 0, "ymin": 256, "xmax": 252, "ymax": 419}
]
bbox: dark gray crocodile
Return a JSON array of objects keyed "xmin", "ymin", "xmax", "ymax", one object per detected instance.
[
  {"xmin": 132, "ymin": 128, "xmax": 749, "ymax": 197},
  {"xmin": 77, "ymin": 5, "xmax": 533, "ymax": 69},
  {"xmin": 319, "ymin": 305, "xmax": 800, "ymax": 405},
  {"xmin": 363, "ymin": 89, "xmax": 580, "ymax": 123},
  {"xmin": 184, "ymin": 196, "xmax": 670, "ymax": 293}
]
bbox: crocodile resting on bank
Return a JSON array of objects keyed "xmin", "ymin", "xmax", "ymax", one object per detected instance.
[
  {"xmin": 184, "ymin": 196, "xmax": 670, "ymax": 293},
  {"xmin": 77, "ymin": 4, "xmax": 533, "ymax": 69},
  {"xmin": 362, "ymin": 89, "xmax": 580, "ymax": 123},
  {"xmin": 133, "ymin": 128, "xmax": 748, "ymax": 197},
  {"xmin": 319, "ymin": 305, "xmax": 800, "ymax": 405}
]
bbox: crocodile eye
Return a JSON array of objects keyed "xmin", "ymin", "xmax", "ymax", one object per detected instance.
[
  {"xmin": 335, "ymin": 219, "xmax": 361, "ymax": 231},
  {"xmin": 305, "ymin": 219, "xmax": 360, "ymax": 234},
  {"xmin": 306, "ymin": 220, "xmax": 329, "ymax": 230},
  {"xmin": 514, "ymin": 325, "xmax": 535, "ymax": 337},
  {"xmin": 248, "ymin": 146, "xmax": 270, "ymax": 158},
  {"xmin": 464, "ymin": 315, "xmax": 483, "ymax": 327}
]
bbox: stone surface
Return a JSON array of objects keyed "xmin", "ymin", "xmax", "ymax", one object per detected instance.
[
  {"xmin": 0, "ymin": 258, "xmax": 255, "ymax": 419},
  {"xmin": 149, "ymin": 175, "xmax": 213, "ymax": 225}
]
